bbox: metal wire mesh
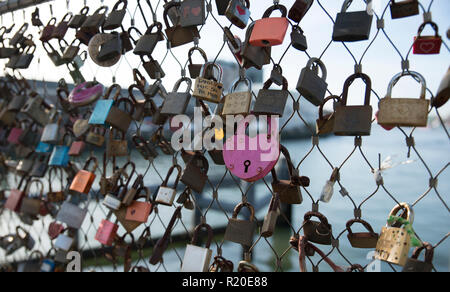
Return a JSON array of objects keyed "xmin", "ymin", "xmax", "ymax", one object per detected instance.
[{"xmin": 0, "ymin": 0, "xmax": 449, "ymax": 272}]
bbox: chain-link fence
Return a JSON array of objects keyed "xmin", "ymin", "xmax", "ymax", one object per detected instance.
[{"xmin": 0, "ymin": 0, "xmax": 449, "ymax": 272}]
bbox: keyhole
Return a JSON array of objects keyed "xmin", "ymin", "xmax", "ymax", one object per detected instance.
[{"xmin": 244, "ymin": 160, "xmax": 251, "ymax": 173}]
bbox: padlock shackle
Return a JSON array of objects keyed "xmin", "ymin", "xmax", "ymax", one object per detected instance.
[
  {"xmin": 231, "ymin": 77, "xmax": 252, "ymax": 93},
  {"xmin": 48, "ymin": 166, "xmax": 63, "ymax": 193},
  {"xmin": 162, "ymin": 165, "xmax": 182, "ymax": 189},
  {"xmin": 318, "ymin": 95, "xmax": 340, "ymax": 121},
  {"xmin": 112, "ymin": 0, "xmax": 128, "ymax": 12},
  {"xmin": 83, "ymin": 156, "xmax": 98, "ymax": 173},
  {"xmin": 345, "ymin": 218, "xmax": 377, "ymax": 236},
  {"xmin": 127, "ymin": 27, "xmax": 143, "ymax": 44},
  {"xmin": 94, "ymin": 6, "xmax": 109, "ymax": 16},
  {"xmin": 188, "ymin": 46, "xmax": 208, "ymax": 65},
  {"xmin": 104, "ymin": 84, "xmax": 122, "ymax": 101},
  {"xmin": 128, "ymin": 84, "xmax": 147, "ymax": 104},
  {"xmin": 303, "ymin": 211, "xmax": 332, "ymax": 231},
  {"xmin": 116, "ymin": 97, "xmax": 136, "ymax": 115},
  {"xmin": 340, "ymin": 0, "xmax": 369, "ymax": 13},
  {"xmin": 135, "ymin": 187, "xmax": 152, "ymax": 203},
  {"xmin": 271, "ymin": 144, "xmax": 300, "ymax": 183},
  {"xmin": 191, "ymin": 223, "xmax": 214, "ymax": 249},
  {"xmin": 232, "ymin": 202, "xmax": 256, "ymax": 220},
  {"xmin": 411, "ymin": 242, "xmax": 434, "ymax": 263},
  {"xmin": 341, "ymin": 73, "xmax": 372, "ymax": 106},
  {"xmin": 388, "ymin": 202, "xmax": 414, "ymax": 226},
  {"xmin": 46, "ymin": 17, "xmax": 57, "ymax": 26},
  {"xmin": 263, "ymin": 77, "xmax": 288, "ymax": 91},
  {"xmin": 163, "ymin": 1, "xmax": 182, "ymax": 27},
  {"xmin": 263, "ymin": 4, "xmax": 288, "ymax": 18},
  {"xmin": 200, "ymin": 62, "xmax": 223, "ymax": 82},
  {"xmin": 25, "ymin": 178, "xmax": 44, "ymax": 199},
  {"xmin": 28, "ymin": 250, "xmax": 44, "ymax": 262},
  {"xmin": 417, "ymin": 21, "xmax": 439, "ymax": 37},
  {"xmin": 386, "ymin": 71, "xmax": 427, "ymax": 100},
  {"xmin": 79, "ymin": 6, "xmax": 90, "ymax": 15},
  {"xmin": 145, "ymin": 21, "xmax": 163, "ymax": 35},
  {"xmin": 132, "ymin": 68, "xmax": 147, "ymax": 90},
  {"xmin": 121, "ymin": 161, "xmax": 137, "ymax": 187},
  {"xmin": 172, "ymin": 77, "xmax": 192, "ymax": 93},
  {"xmin": 306, "ymin": 57, "xmax": 327, "ymax": 81},
  {"xmin": 61, "ymin": 12, "xmax": 74, "ymax": 23}
]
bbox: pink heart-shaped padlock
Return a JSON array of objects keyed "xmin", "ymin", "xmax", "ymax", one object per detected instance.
[
  {"xmin": 69, "ymin": 82, "xmax": 104, "ymax": 107},
  {"xmin": 223, "ymin": 117, "xmax": 280, "ymax": 182}
]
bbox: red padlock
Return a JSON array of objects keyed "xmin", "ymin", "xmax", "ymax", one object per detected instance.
[
  {"xmin": 413, "ymin": 22, "xmax": 442, "ymax": 55},
  {"xmin": 95, "ymin": 215, "xmax": 119, "ymax": 246},
  {"xmin": 68, "ymin": 141, "xmax": 86, "ymax": 157},
  {"xmin": 40, "ymin": 17, "xmax": 57, "ymax": 42},
  {"xmin": 4, "ymin": 177, "xmax": 29, "ymax": 212},
  {"xmin": 69, "ymin": 157, "xmax": 98, "ymax": 194},
  {"xmin": 125, "ymin": 187, "xmax": 152, "ymax": 223},
  {"xmin": 249, "ymin": 4, "xmax": 289, "ymax": 47},
  {"xmin": 48, "ymin": 221, "xmax": 65, "ymax": 240}
]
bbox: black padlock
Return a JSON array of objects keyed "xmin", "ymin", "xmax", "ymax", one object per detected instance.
[
  {"xmin": 132, "ymin": 23, "xmax": 164, "ymax": 56},
  {"xmin": 142, "ymin": 56, "xmax": 166, "ymax": 80},
  {"xmin": 180, "ymin": 153, "xmax": 209, "ymax": 194},
  {"xmin": 188, "ymin": 47, "xmax": 208, "ymax": 79},
  {"xmin": 97, "ymin": 33, "xmax": 123, "ymax": 62},
  {"xmin": 14, "ymin": 45, "xmax": 36, "ymax": 69},
  {"xmin": 216, "ymin": 0, "xmax": 231, "ymax": 15},
  {"xmin": 296, "ymin": 58, "xmax": 328, "ymax": 106},
  {"xmin": 80, "ymin": 6, "xmax": 109, "ymax": 34},
  {"xmin": 291, "ymin": 25, "xmax": 308, "ymax": 51},
  {"xmin": 332, "ymin": 0, "xmax": 373, "ymax": 42},
  {"xmin": 10, "ymin": 23, "xmax": 29, "ymax": 47},
  {"xmin": 390, "ymin": 0, "xmax": 419, "ymax": 19},
  {"xmin": 270, "ymin": 65, "xmax": 284, "ymax": 86},
  {"xmin": 103, "ymin": 0, "xmax": 128, "ymax": 30},
  {"xmin": 68, "ymin": 7, "xmax": 90, "ymax": 29},
  {"xmin": 254, "ymin": 78, "xmax": 289, "ymax": 117}
]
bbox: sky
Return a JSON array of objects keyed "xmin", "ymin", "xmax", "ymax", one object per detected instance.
[{"xmin": 0, "ymin": 0, "xmax": 449, "ymax": 116}]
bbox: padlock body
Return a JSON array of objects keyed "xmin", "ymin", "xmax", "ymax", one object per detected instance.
[
  {"xmin": 222, "ymin": 92, "xmax": 252, "ymax": 116},
  {"xmin": 347, "ymin": 233, "xmax": 379, "ymax": 249},
  {"xmin": 155, "ymin": 186, "xmax": 176, "ymax": 206},
  {"xmin": 390, "ymin": 0, "xmax": 419, "ymax": 19},
  {"xmin": 413, "ymin": 36, "xmax": 442, "ymax": 55},
  {"xmin": 193, "ymin": 78, "xmax": 224, "ymax": 103},
  {"xmin": 249, "ymin": 17, "xmax": 289, "ymax": 47},
  {"xmin": 181, "ymin": 244, "xmax": 212, "ymax": 272},
  {"xmin": 225, "ymin": 0, "xmax": 250, "ymax": 29},
  {"xmin": 272, "ymin": 180, "xmax": 302, "ymax": 204},
  {"xmin": 303, "ymin": 220, "xmax": 332, "ymax": 245},
  {"xmin": 56, "ymin": 201, "xmax": 87, "ymax": 229},
  {"xmin": 253, "ymin": 89, "xmax": 288, "ymax": 117},
  {"xmin": 297, "ymin": 68, "xmax": 328, "ymax": 106},
  {"xmin": 402, "ymin": 258, "xmax": 433, "ymax": 272},
  {"xmin": 333, "ymin": 11, "xmax": 373, "ymax": 42},
  {"xmin": 95, "ymin": 219, "xmax": 119, "ymax": 246},
  {"xmin": 103, "ymin": 195, "xmax": 122, "ymax": 210},
  {"xmin": 70, "ymin": 170, "xmax": 96, "ymax": 194},
  {"xmin": 316, "ymin": 114, "xmax": 335, "ymax": 136},
  {"xmin": 224, "ymin": 218, "xmax": 256, "ymax": 246},
  {"xmin": 374, "ymin": 226, "xmax": 411, "ymax": 266},
  {"xmin": 261, "ymin": 210, "xmax": 278, "ymax": 238},
  {"xmin": 333, "ymin": 105, "xmax": 373, "ymax": 136},
  {"xmin": 125, "ymin": 201, "xmax": 152, "ymax": 223},
  {"xmin": 378, "ymin": 98, "xmax": 429, "ymax": 127}
]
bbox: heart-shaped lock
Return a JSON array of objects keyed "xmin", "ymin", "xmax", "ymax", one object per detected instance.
[{"xmin": 223, "ymin": 116, "xmax": 280, "ymax": 182}]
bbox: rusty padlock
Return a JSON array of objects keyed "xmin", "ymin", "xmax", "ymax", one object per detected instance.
[
  {"xmin": 402, "ymin": 242, "xmax": 434, "ymax": 272},
  {"xmin": 303, "ymin": 211, "xmax": 333, "ymax": 245},
  {"xmin": 346, "ymin": 218, "xmax": 379, "ymax": 249},
  {"xmin": 316, "ymin": 95, "xmax": 340, "ymax": 136},
  {"xmin": 261, "ymin": 194, "xmax": 280, "ymax": 238},
  {"xmin": 224, "ymin": 202, "xmax": 256, "ymax": 247}
]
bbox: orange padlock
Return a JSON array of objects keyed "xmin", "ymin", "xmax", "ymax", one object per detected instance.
[
  {"xmin": 69, "ymin": 157, "xmax": 98, "ymax": 194},
  {"xmin": 125, "ymin": 187, "xmax": 153, "ymax": 223},
  {"xmin": 249, "ymin": 4, "xmax": 289, "ymax": 47}
]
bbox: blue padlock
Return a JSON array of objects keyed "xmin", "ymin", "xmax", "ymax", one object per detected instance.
[
  {"xmin": 35, "ymin": 142, "xmax": 53, "ymax": 153},
  {"xmin": 40, "ymin": 259, "xmax": 56, "ymax": 272},
  {"xmin": 49, "ymin": 145, "xmax": 70, "ymax": 167},
  {"xmin": 88, "ymin": 84, "xmax": 122, "ymax": 126},
  {"xmin": 48, "ymin": 133, "xmax": 71, "ymax": 167}
]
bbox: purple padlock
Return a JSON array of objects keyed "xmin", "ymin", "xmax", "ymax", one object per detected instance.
[
  {"xmin": 7, "ymin": 127, "xmax": 23, "ymax": 145},
  {"xmin": 223, "ymin": 116, "xmax": 280, "ymax": 182},
  {"xmin": 69, "ymin": 82, "xmax": 104, "ymax": 107}
]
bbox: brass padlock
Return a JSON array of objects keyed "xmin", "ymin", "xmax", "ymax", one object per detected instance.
[
  {"xmin": 402, "ymin": 242, "xmax": 434, "ymax": 272},
  {"xmin": 85, "ymin": 126, "xmax": 106, "ymax": 147},
  {"xmin": 333, "ymin": 73, "xmax": 373, "ymax": 136},
  {"xmin": 106, "ymin": 97, "xmax": 135, "ymax": 134},
  {"xmin": 378, "ymin": 71, "xmax": 429, "ymax": 128},
  {"xmin": 222, "ymin": 76, "xmax": 252, "ymax": 116},
  {"xmin": 316, "ymin": 95, "xmax": 340, "ymax": 135},
  {"xmin": 20, "ymin": 179, "xmax": 44, "ymax": 216},
  {"xmin": 193, "ymin": 62, "xmax": 224, "ymax": 103},
  {"xmin": 237, "ymin": 252, "xmax": 259, "ymax": 272},
  {"xmin": 346, "ymin": 219, "xmax": 379, "ymax": 249},
  {"xmin": 107, "ymin": 128, "xmax": 129, "ymax": 158},
  {"xmin": 224, "ymin": 202, "xmax": 256, "ymax": 247},
  {"xmin": 374, "ymin": 203, "xmax": 416, "ymax": 266},
  {"xmin": 303, "ymin": 211, "xmax": 333, "ymax": 245},
  {"xmin": 261, "ymin": 194, "xmax": 280, "ymax": 238}
]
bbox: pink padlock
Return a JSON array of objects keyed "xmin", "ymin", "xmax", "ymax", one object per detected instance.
[
  {"xmin": 69, "ymin": 82, "xmax": 104, "ymax": 107},
  {"xmin": 223, "ymin": 116, "xmax": 280, "ymax": 182},
  {"xmin": 7, "ymin": 127, "xmax": 23, "ymax": 145}
]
